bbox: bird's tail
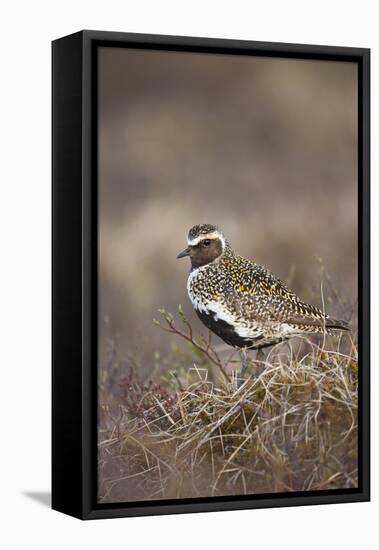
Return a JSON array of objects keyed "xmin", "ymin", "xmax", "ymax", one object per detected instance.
[{"xmin": 325, "ymin": 317, "xmax": 350, "ymax": 331}]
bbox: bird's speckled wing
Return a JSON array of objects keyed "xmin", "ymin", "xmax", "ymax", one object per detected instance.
[{"xmin": 223, "ymin": 260, "xmax": 340, "ymax": 331}]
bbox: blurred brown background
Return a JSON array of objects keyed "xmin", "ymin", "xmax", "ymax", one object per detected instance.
[{"xmin": 98, "ymin": 47, "xmax": 357, "ymax": 375}]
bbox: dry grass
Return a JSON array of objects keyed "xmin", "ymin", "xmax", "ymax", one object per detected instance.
[{"xmin": 98, "ymin": 308, "xmax": 358, "ymax": 503}]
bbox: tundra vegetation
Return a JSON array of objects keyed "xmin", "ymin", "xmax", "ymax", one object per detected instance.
[{"xmin": 98, "ymin": 303, "xmax": 358, "ymax": 502}]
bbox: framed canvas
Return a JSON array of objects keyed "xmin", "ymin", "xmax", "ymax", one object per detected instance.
[{"xmin": 52, "ymin": 30, "xmax": 370, "ymax": 520}]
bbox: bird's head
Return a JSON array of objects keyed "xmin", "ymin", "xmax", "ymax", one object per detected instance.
[{"xmin": 176, "ymin": 224, "xmax": 227, "ymax": 269}]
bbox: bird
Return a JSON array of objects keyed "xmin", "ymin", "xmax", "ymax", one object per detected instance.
[{"xmin": 177, "ymin": 224, "xmax": 349, "ymax": 377}]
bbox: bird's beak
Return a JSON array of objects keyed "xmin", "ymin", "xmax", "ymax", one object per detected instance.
[{"xmin": 176, "ymin": 247, "xmax": 190, "ymax": 259}]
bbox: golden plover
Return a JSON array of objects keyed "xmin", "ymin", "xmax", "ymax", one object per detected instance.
[{"xmin": 177, "ymin": 224, "xmax": 349, "ymax": 373}]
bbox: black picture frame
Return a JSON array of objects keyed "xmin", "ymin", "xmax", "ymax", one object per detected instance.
[{"xmin": 52, "ymin": 30, "xmax": 370, "ymax": 520}]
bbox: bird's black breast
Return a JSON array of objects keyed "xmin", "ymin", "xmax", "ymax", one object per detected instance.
[{"xmin": 195, "ymin": 309, "xmax": 260, "ymax": 349}]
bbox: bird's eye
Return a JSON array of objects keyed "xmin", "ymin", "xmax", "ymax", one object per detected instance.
[{"xmin": 203, "ymin": 239, "xmax": 211, "ymax": 246}]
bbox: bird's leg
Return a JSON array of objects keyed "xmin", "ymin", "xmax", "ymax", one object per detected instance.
[
  {"xmin": 239, "ymin": 347, "xmax": 249, "ymax": 386},
  {"xmin": 238, "ymin": 347, "xmax": 266, "ymax": 386},
  {"xmin": 255, "ymin": 348, "xmax": 265, "ymax": 376}
]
